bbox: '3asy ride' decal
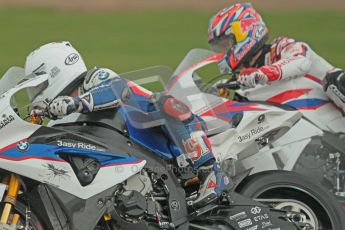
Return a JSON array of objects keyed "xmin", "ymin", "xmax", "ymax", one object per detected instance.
[{"xmin": 237, "ymin": 125, "xmax": 268, "ymax": 143}]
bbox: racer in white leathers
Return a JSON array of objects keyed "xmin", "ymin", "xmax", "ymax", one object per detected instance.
[
  {"xmin": 24, "ymin": 41, "xmax": 232, "ymax": 205},
  {"xmin": 208, "ymin": 3, "xmax": 345, "ymax": 113}
]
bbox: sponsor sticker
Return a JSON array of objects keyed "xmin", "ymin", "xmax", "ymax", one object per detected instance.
[
  {"xmin": 238, "ymin": 218, "xmax": 252, "ymax": 228},
  {"xmin": 65, "ymin": 53, "xmax": 79, "ymax": 65},
  {"xmin": 97, "ymin": 70, "xmax": 110, "ymax": 80},
  {"xmin": 42, "ymin": 162, "xmax": 71, "ymax": 181},
  {"xmin": 17, "ymin": 141, "xmax": 29, "ymax": 152},
  {"xmin": 237, "ymin": 126, "xmax": 265, "ymax": 143},
  {"xmin": 229, "ymin": 211, "xmax": 248, "ymax": 221},
  {"xmin": 246, "ymin": 225, "xmax": 258, "ymax": 230},
  {"xmin": 261, "ymin": 220, "xmax": 273, "ymax": 228},
  {"xmin": 251, "ymin": 206, "xmax": 261, "ymax": 215},
  {"xmin": 56, "ymin": 140, "xmax": 103, "ymax": 151},
  {"xmin": 254, "ymin": 213, "xmax": 269, "ymax": 222},
  {"xmin": 257, "ymin": 114, "xmax": 265, "ymax": 124},
  {"xmin": 0, "ymin": 114, "xmax": 15, "ymax": 130},
  {"xmin": 50, "ymin": 66, "xmax": 61, "ymax": 78}
]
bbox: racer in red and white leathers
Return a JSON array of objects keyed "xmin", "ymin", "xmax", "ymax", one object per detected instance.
[
  {"xmin": 208, "ymin": 3, "xmax": 345, "ymax": 113},
  {"xmin": 236, "ymin": 37, "xmax": 345, "ymax": 114}
]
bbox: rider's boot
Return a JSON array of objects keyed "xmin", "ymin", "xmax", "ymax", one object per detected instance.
[{"xmin": 194, "ymin": 161, "xmax": 233, "ymax": 206}]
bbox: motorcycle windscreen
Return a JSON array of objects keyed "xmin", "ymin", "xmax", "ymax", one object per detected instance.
[
  {"xmin": 116, "ymin": 64, "xmax": 232, "ymax": 133},
  {"xmin": 0, "ymin": 67, "xmax": 26, "ymax": 95},
  {"xmin": 0, "ymin": 68, "xmax": 48, "ymax": 120},
  {"xmin": 106, "ymin": 66, "xmax": 217, "ymax": 160},
  {"xmin": 114, "ymin": 66, "xmax": 173, "ymax": 129},
  {"xmin": 167, "ymin": 49, "xmax": 234, "ymax": 134}
]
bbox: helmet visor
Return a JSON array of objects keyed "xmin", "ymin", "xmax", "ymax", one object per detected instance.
[{"xmin": 209, "ymin": 35, "xmax": 235, "ymax": 54}]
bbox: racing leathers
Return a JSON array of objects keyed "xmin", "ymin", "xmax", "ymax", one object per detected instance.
[
  {"xmin": 228, "ymin": 36, "xmax": 345, "ymax": 113},
  {"xmin": 48, "ymin": 67, "xmax": 233, "ymax": 204}
]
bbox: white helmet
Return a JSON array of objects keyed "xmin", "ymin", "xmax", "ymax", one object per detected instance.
[{"xmin": 24, "ymin": 41, "xmax": 87, "ymax": 103}]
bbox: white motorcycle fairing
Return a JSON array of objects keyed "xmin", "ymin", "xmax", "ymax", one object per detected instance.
[
  {"xmin": 237, "ymin": 75, "xmax": 345, "ymax": 133},
  {"xmin": 166, "ymin": 49, "xmax": 345, "ymax": 197},
  {"xmin": 0, "ymin": 74, "xmax": 145, "ymax": 199},
  {"xmin": 167, "ymin": 49, "xmax": 302, "ymax": 164}
]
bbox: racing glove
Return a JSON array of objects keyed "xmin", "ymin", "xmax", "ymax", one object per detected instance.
[
  {"xmin": 48, "ymin": 96, "xmax": 82, "ymax": 119},
  {"xmin": 237, "ymin": 68, "xmax": 268, "ymax": 88}
]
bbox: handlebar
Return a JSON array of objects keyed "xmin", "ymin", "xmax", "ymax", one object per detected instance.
[
  {"xmin": 27, "ymin": 106, "xmax": 51, "ymax": 125},
  {"xmin": 216, "ymin": 80, "xmax": 241, "ymax": 90}
]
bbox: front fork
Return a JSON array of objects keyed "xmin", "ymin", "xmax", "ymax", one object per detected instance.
[
  {"xmin": 0, "ymin": 115, "xmax": 42, "ymax": 226},
  {"xmin": 0, "ymin": 174, "xmax": 21, "ymax": 226}
]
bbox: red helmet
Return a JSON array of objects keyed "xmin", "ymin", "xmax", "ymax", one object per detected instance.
[{"xmin": 208, "ymin": 3, "xmax": 268, "ymax": 70}]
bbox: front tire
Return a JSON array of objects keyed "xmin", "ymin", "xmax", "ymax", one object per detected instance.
[{"xmin": 237, "ymin": 171, "xmax": 345, "ymax": 230}]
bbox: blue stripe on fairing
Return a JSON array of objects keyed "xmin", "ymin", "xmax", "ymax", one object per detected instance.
[
  {"xmin": 0, "ymin": 143, "xmax": 142, "ymax": 167},
  {"xmin": 284, "ymin": 98, "xmax": 328, "ymax": 109}
]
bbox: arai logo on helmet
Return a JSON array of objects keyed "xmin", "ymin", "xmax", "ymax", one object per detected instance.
[{"xmin": 65, "ymin": 53, "xmax": 79, "ymax": 65}]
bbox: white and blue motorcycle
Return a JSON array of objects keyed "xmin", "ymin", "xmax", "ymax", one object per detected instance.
[{"xmin": 0, "ymin": 65, "xmax": 343, "ymax": 229}]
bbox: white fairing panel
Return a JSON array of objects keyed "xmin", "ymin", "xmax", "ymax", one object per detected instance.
[
  {"xmin": 237, "ymin": 74, "xmax": 345, "ymax": 133},
  {"xmin": 240, "ymin": 118, "xmax": 323, "ymax": 172},
  {"xmin": 0, "ymin": 74, "xmax": 146, "ymax": 199},
  {"xmin": 239, "ymin": 138, "xmax": 311, "ymax": 173},
  {"xmin": 0, "ymin": 158, "xmax": 145, "ymax": 199},
  {"xmin": 0, "ymin": 74, "xmax": 46, "ymax": 149},
  {"xmin": 167, "ymin": 50, "xmax": 304, "ymax": 162}
]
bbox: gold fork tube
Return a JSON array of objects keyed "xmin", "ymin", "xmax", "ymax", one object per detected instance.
[
  {"xmin": 11, "ymin": 213, "xmax": 20, "ymax": 225},
  {"xmin": 0, "ymin": 174, "xmax": 20, "ymax": 224}
]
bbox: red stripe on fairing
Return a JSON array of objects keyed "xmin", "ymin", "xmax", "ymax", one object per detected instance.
[
  {"xmin": 102, "ymin": 160, "xmax": 145, "ymax": 168},
  {"xmin": 166, "ymin": 53, "xmax": 224, "ymax": 92},
  {"xmin": 127, "ymin": 81, "xmax": 152, "ymax": 98},
  {"xmin": 304, "ymin": 74, "xmax": 323, "ymax": 84},
  {"xmin": 0, "ymin": 138, "xmax": 28, "ymax": 153},
  {"xmin": 201, "ymin": 101, "xmax": 266, "ymax": 119},
  {"xmin": 230, "ymin": 105, "xmax": 266, "ymax": 112},
  {"xmin": 0, "ymin": 155, "xmax": 64, "ymax": 162},
  {"xmin": 267, "ymin": 89, "xmax": 312, "ymax": 104}
]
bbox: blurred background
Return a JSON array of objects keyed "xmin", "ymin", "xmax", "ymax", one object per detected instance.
[{"xmin": 0, "ymin": 0, "xmax": 345, "ymax": 76}]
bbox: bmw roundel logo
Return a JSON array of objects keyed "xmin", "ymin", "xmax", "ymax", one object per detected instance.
[
  {"xmin": 98, "ymin": 71, "xmax": 110, "ymax": 80},
  {"xmin": 17, "ymin": 141, "xmax": 29, "ymax": 151},
  {"xmin": 65, "ymin": 53, "xmax": 79, "ymax": 65}
]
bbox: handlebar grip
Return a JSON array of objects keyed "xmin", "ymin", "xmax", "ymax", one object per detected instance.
[{"xmin": 216, "ymin": 81, "xmax": 241, "ymax": 90}]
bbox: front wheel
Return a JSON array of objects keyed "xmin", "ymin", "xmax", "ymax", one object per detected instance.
[{"xmin": 237, "ymin": 171, "xmax": 345, "ymax": 230}]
